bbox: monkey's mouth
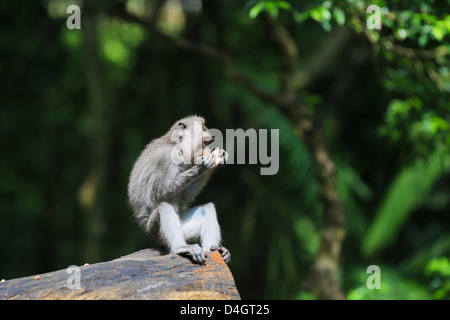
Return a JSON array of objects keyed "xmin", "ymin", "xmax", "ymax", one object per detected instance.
[
  {"xmin": 202, "ymin": 136, "xmax": 215, "ymax": 155},
  {"xmin": 202, "ymin": 142, "xmax": 211, "ymax": 155},
  {"xmin": 204, "ymin": 136, "xmax": 215, "ymax": 147},
  {"xmin": 203, "ymin": 139, "xmax": 215, "ymax": 155}
]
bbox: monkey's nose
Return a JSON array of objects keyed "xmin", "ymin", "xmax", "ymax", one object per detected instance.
[{"xmin": 206, "ymin": 136, "xmax": 215, "ymax": 145}]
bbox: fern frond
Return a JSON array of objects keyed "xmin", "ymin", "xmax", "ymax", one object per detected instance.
[{"xmin": 362, "ymin": 146, "xmax": 450, "ymax": 256}]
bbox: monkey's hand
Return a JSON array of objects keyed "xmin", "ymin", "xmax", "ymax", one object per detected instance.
[
  {"xmin": 202, "ymin": 148, "xmax": 228, "ymax": 168},
  {"xmin": 210, "ymin": 246, "xmax": 231, "ymax": 263},
  {"xmin": 174, "ymin": 244, "xmax": 206, "ymax": 264}
]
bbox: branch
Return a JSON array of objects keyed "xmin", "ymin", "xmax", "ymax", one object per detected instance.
[
  {"xmin": 260, "ymin": 12, "xmax": 300, "ymax": 98},
  {"xmin": 362, "ymin": 22, "xmax": 447, "ymax": 61},
  {"xmin": 112, "ymin": 4, "xmax": 282, "ymax": 107},
  {"xmin": 81, "ymin": 4, "xmax": 111, "ymax": 262},
  {"xmin": 384, "ymin": 41, "xmax": 447, "ymax": 60}
]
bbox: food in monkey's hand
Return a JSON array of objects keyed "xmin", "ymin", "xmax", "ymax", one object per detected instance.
[
  {"xmin": 204, "ymin": 147, "xmax": 225, "ymax": 165},
  {"xmin": 212, "ymin": 148, "xmax": 224, "ymax": 165}
]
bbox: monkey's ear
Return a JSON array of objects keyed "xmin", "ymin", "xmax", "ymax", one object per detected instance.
[{"xmin": 178, "ymin": 122, "xmax": 187, "ymax": 129}]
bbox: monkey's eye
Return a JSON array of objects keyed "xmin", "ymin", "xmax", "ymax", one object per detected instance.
[{"xmin": 178, "ymin": 122, "xmax": 187, "ymax": 129}]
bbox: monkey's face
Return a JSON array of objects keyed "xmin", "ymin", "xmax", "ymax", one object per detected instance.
[{"xmin": 171, "ymin": 116, "xmax": 214, "ymax": 165}]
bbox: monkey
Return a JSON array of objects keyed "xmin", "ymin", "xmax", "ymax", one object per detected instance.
[{"xmin": 128, "ymin": 115, "xmax": 230, "ymax": 264}]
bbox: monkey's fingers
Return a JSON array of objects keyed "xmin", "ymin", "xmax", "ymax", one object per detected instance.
[
  {"xmin": 210, "ymin": 246, "xmax": 231, "ymax": 263},
  {"xmin": 222, "ymin": 151, "xmax": 229, "ymax": 164},
  {"xmin": 192, "ymin": 251, "xmax": 207, "ymax": 264},
  {"xmin": 202, "ymin": 153, "xmax": 218, "ymax": 168},
  {"xmin": 211, "ymin": 148, "xmax": 227, "ymax": 165},
  {"xmin": 175, "ymin": 244, "xmax": 206, "ymax": 264},
  {"xmin": 216, "ymin": 150, "xmax": 228, "ymax": 165}
]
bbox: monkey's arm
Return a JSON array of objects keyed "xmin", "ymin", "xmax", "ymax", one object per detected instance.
[
  {"xmin": 182, "ymin": 170, "xmax": 212, "ymax": 201},
  {"xmin": 155, "ymin": 165, "xmax": 205, "ymax": 201},
  {"xmin": 154, "ymin": 150, "xmax": 222, "ymax": 201},
  {"xmin": 180, "ymin": 149, "xmax": 228, "ymax": 201}
]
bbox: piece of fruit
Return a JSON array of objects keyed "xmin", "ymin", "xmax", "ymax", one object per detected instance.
[{"xmin": 212, "ymin": 148, "xmax": 223, "ymax": 165}]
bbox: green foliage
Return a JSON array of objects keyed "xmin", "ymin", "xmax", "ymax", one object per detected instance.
[
  {"xmin": 388, "ymin": 10, "xmax": 450, "ymax": 46},
  {"xmin": 295, "ymin": 291, "xmax": 318, "ymax": 300},
  {"xmin": 425, "ymin": 257, "xmax": 450, "ymax": 299},
  {"xmin": 293, "ymin": 2, "xmax": 346, "ymax": 31},
  {"xmin": 362, "ymin": 146, "xmax": 450, "ymax": 256},
  {"xmin": 400, "ymin": 236, "xmax": 450, "ymax": 275},
  {"xmin": 100, "ymin": 20, "xmax": 145, "ymax": 69},
  {"xmin": 249, "ymin": 0, "xmax": 347, "ymax": 31},
  {"xmin": 426, "ymin": 256, "xmax": 450, "ymax": 277},
  {"xmin": 348, "ymin": 266, "xmax": 433, "ymax": 300},
  {"xmin": 380, "ymin": 98, "xmax": 450, "ymax": 156},
  {"xmin": 337, "ymin": 162, "xmax": 372, "ymax": 238},
  {"xmin": 249, "ymin": 1, "xmax": 292, "ymax": 18}
]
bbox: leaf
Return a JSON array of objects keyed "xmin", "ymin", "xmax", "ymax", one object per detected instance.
[
  {"xmin": 332, "ymin": 8, "xmax": 346, "ymax": 26},
  {"xmin": 275, "ymin": 1, "xmax": 291, "ymax": 11},
  {"xmin": 249, "ymin": 3, "xmax": 264, "ymax": 19},
  {"xmin": 426, "ymin": 257, "xmax": 450, "ymax": 277},
  {"xmin": 249, "ymin": 1, "xmax": 292, "ymax": 19},
  {"xmin": 418, "ymin": 33, "xmax": 428, "ymax": 47},
  {"xmin": 361, "ymin": 146, "xmax": 450, "ymax": 256},
  {"xmin": 294, "ymin": 11, "xmax": 310, "ymax": 23},
  {"xmin": 310, "ymin": 7, "xmax": 331, "ymax": 23},
  {"xmin": 431, "ymin": 25, "xmax": 445, "ymax": 41},
  {"xmin": 395, "ymin": 28, "xmax": 408, "ymax": 40},
  {"xmin": 265, "ymin": 3, "xmax": 279, "ymax": 17},
  {"xmin": 321, "ymin": 20, "xmax": 332, "ymax": 32}
]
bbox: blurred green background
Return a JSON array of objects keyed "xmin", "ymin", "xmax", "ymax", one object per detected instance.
[{"xmin": 0, "ymin": 0, "xmax": 449, "ymax": 299}]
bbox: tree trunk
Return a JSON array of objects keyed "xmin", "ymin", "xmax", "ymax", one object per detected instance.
[
  {"xmin": 293, "ymin": 110, "xmax": 346, "ymax": 300},
  {"xmin": 79, "ymin": 4, "xmax": 110, "ymax": 263}
]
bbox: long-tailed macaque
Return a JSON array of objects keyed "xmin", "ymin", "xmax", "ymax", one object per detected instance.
[{"xmin": 128, "ymin": 116, "xmax": 230, "ymax": 264}]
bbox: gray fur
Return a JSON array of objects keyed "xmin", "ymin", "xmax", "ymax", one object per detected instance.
[{"xmin": 128, "ymin": 116, "xmax": 230, "ymax": 264}]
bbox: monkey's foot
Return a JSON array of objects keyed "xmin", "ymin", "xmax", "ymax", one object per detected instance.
[
  {"xmin": 174, "ymin": 244, "xmax": 206, "ymax": 264},
  {"xmin": 210, "ymin": 246, "xmax": 231, "ymax": 264}
]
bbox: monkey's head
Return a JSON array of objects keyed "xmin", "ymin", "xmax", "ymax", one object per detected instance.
[{"xmin": 169, "ymin": 115, "xmax": 215, "ymax": 165}]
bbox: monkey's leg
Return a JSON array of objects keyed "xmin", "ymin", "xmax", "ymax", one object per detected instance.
[
  {"xmin": 181, "ymin": 203, "xmax": 231, "ymax": 263},
  {"xmin": 200, "ymin": 203, "xmax": 222, "ymax": 250},
  {"xmin": 152, "ymin": 202, "xmax": 206, "ymax": 264},
  {"xmin": 155, "ymin": 165, "xmax": 204, "ymax": 201},
  {"xmin": 203, "ymin": 203, "xmax": 231, "ymax": 262}
]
